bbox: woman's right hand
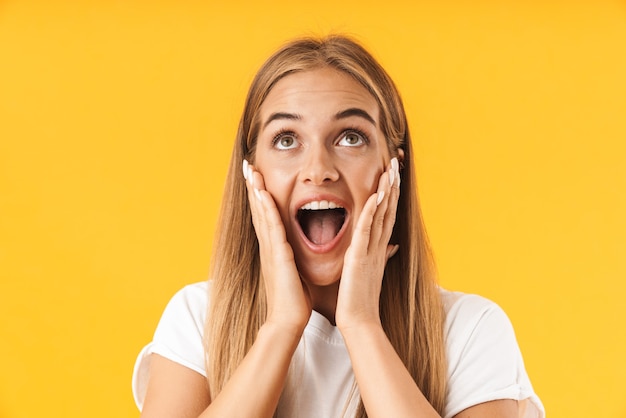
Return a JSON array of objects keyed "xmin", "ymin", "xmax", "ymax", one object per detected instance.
[{"xmin": 244, "ymin": 160, "xmax": 312, "ymax": 336}]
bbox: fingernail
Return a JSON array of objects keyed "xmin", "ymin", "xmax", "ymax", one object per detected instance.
[
  {"xmin": 254, "ymin": 188, "xmax": 262, "ymax": 201},
  {"xmin": 376, "ymin": 191, "xmax": 385, "ymax": 206},
  {"xmin": 242, "ymin": 159, "xmax": 249, "ymax": 180},
  {"xmin": 391, "ymin": 157, "xmax": 399, "ymax": 173},
  {"xmin": 248, "ymin": 167, "xmax": 254, "ymax": 186},
  {"xmin": 389, "ymin": 168, "xmax": 395, "ymax": 186}
]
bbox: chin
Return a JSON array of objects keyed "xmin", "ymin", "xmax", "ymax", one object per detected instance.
[{"xmin": 296, "ymin": 259, "xmax": 343, "ymax": 288}]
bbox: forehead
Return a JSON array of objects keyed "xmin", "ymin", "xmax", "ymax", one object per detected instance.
[{"xmin": 259, "ymin": 67, "xmax": 379, "ymax": 122}]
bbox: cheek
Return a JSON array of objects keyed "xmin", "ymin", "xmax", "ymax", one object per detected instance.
[
  {"xmin": 260, "ymin": 169, "xmax": 292, "ymax": 214},
  {"xmin": 350, "ymin": 166, "xmax": 384, "ymax": 207}
]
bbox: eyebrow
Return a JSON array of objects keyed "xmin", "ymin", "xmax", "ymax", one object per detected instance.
[
  {"xmin": 263, "ymin": 112, "xmax": 301, "ymax": 129},
  {"xmin": 334, "ymin": 108, "xmax": 377, "ymax": 127},
  {"xmin": 262, "ymin": 107, "xmax": 377, "ymax": 130}
]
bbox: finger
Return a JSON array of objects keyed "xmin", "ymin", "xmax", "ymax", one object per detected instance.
[
  {"xmin": 248, "ymin": 164, "xmax": 278, "ymax": 238},
  {"xmin": 369, "ymin": 165, "xmax": 393, "ymax": 248},
  {"xmin": 244, "ymin": 161, "xmax": 269, "ymax": 244},
  {"xmin": 245, "ymin": 162, "xmax": 293, "ymax": 262},
  {"xmin": 248, "ymin": 163, "xmax": 267, "ymax": 192},
  {"xmin": 350, "ymin": 163, "xmax": 394, "ymax": 257},
  {"xmin": 257, "ymin": 187, "xmax": 288, "ymax": 244},
  {"xmin": 380, "ymin": 158, "xmax": 401, "ymax": 247},
  {"xmin": 348, "ymin": 191, "xmax": 380, "ymax": 257}
]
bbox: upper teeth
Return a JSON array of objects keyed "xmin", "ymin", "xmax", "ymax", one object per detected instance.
[{"xmin": 300, "ymin": 200, "xmax": 341, "ymax": 210}]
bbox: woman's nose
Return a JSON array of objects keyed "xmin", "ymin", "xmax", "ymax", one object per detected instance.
[{"xmin": 301, "ymin": 145, "xmax": 339, "ymax": 185}]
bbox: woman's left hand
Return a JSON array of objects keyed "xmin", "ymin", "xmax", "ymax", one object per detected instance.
[{"xmin": 335, "ymin": 158, "xmax": 400, "ymax": 331}]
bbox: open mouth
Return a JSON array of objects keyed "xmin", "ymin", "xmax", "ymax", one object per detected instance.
[{"xmin": 297, "ymin": 201, "xmax": 347, "ymax": 246}]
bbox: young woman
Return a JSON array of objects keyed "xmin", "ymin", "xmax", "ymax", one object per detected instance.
[{"xmin": 132, "ymin": 35, "xmax": 545, "ymax": 418}]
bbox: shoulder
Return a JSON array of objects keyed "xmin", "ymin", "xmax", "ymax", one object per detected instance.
[
  {"xmin": 440, "ymin": 288, "xmax": 519, "ymax": 371},
  {"xmin": 152, "ymin": 281, "xmax": 210, "ymax": 357},
  {"xmin": 132, "ymin": 281, "xmax": 211, "ymax": 410},
  {"xmin": 159, "ymin": 281, "xmax": 210, "ymax": 320},
  {"xmin": 440, "ymin": 288, "xmax": 512, "ymax": 338},
  {"xmin": 440, "ymin": 288, "xmax": 504, "ymax": 320},
  {"xmin": 166, "ymin": 280, "xmax": 210, "ymax": 307},
  {"xmin": 438, "ymin": 288, "xmax": 545, "ymax": 418}
]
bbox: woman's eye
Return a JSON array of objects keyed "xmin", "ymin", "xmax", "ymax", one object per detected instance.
[
  {"xmin": 337, "ymin": 131, "xmax": 366, "ymax": 147},
  {"xmin": 273, "ymin": 134, "xmax": 298, "ymax": 150}
]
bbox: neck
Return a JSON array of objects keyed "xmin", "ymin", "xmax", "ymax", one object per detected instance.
[{"xmin": 307, "ymin": 280, "xmax": 340, "ymax": 325}]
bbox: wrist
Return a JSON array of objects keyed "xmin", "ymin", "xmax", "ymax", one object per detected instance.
[
  {"xmin": 262, "ymin": 317, "xmax": 307, "ymax": 343},
  {"xmin": 337, "ymin": 317, "xmax": 383, "ymax": 339}
]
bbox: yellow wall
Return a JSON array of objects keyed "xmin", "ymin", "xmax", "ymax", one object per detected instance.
[{"xmin": 1, "ymin": 1, "xmax": 624, "ymax": 416}]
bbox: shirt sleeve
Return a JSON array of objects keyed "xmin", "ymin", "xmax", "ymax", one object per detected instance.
[
  {"xmin": 442, "ymin": 293, "xmax": 545, "ymax": 418},
  {"xmin": 131, "ymin": 281, "xmax": 209, "ymax": 411}
]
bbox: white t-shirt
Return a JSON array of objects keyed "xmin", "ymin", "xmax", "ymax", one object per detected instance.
[{"xmin": 132, "ymin": 281, "xmax": 545, "ymax": 418}]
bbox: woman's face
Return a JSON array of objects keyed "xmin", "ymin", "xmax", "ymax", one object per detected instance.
[{"xmin": 254, "ymin": 67, "xmax": 392, "ymax": 287}]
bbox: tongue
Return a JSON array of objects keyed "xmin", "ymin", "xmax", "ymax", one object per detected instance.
[{"xmin": 302, "ymin": 210, "xmax": 344, "ymax": 245}]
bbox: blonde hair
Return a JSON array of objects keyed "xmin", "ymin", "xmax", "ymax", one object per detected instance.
[{"xmin": 204, "ymin": 35, "xmax": 447, "ymax": 416}]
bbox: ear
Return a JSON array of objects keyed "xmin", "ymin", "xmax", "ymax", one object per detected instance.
[{"xmin": 396, "ymin": 148, "xmax": 405, "ymax": 165}]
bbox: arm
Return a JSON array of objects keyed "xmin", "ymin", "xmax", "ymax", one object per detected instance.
[
  {"xmin": 337, "ymin": 160, "xmax": 518, "ymax": 417},
  {"xmin": 141, "ymin": 323, "xmax": 301, "ymax": 418},
  {"xmin": 337, "ymin": 160, "xmax": 438, "ymax": 417},
  {"xmin": 199, "ymin": 322, "xmax": 302, "ymax": 417},
  {"xmin": 454, "ymin": 400, "xmax": 519, "ymax": 418},
  {"xmin": 141, "ymin": 162, "xmax": 310, "ymax": 418},
  {"xmin": 340, "ymin": 322, "xmax": 440, "ymax": 417},
  {"xmin": 198, "ymin": 164, "xmax": 311, "ymax": 417},
  {"xmin": 341, "ymin": 324, "xmax": 519, "ymax": 418},
  {"xmin": 141, "ymin": 355, "xmax": 210, "ymax": 418},
  {"xmin": 141, "ymin": 350, "xmax": 517, "ymax": 418}
]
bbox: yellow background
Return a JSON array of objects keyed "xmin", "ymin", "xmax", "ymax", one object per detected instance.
[{"xmin": 1, "ymin": 1, "xmax": 625, "ymax": 417}]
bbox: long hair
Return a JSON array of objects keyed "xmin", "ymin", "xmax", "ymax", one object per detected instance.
[{"xmin": 204, "ymin": 35, "xmax": 447, "ymax": 416}]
